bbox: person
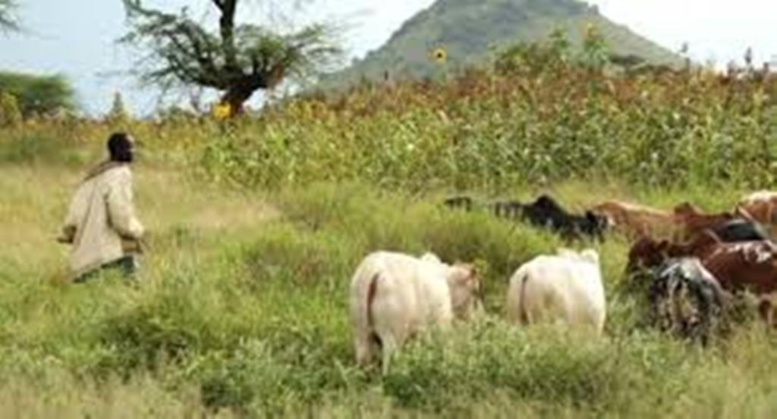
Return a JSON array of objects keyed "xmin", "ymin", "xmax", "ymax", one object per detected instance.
[{"xmin": 58, "ymin": 132, "xmax": 145, "ymax": 282}]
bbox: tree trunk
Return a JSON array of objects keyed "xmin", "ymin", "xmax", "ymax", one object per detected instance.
[{"xmin": 220, "ymin": 82, "xmax": 257, "ymax": 117}]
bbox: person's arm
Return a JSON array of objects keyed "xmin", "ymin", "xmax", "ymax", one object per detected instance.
[{"xmin": 106, "ymin": 170, "xmax": 145, "ymax": 240}]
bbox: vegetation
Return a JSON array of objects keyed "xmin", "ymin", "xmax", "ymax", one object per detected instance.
[
  {"xmin": 1, "ymin": 33, "xmax": 777, "ymax": 417},
  {"xmin": 0, "ymin": 71, "xmax": 76, "ymax": 118},
  {"xmin": 120, "ymin": 0, "xmax": 342, "ymax": 116},
  {"xmin": 204, "ymin": 31, "xmax": 777, "ymax": 192},
  {"xmin": 321, "ymin": 0, "xmax": 682, "ymax": 89}
]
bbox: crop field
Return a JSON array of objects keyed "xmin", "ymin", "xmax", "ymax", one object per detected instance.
[{"xmin": 2, "ymin": 55, "xmax": 777, "ymax": 418}]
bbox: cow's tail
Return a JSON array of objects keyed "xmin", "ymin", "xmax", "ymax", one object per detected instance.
[
  {"xmin": 353, "ymin": 270, "xmax": 382, "ymax": 366},
  {"xmin": 508, "ymin": 265, "xmax": 531, "ymax": 324},
  {"xmin": 356, "ymin": 272, "xmax": 381, "ymax": 347}
]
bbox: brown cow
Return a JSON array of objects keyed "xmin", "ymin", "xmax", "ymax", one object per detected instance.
[
  {"xmin": 590, "ymin": 201, "xmax": 678, "ymax": 239},
  {"xmin": 627, "ymin": 231, "xmax": 777, "ymax": 325},
  {"xmin": 736, "ymin": 191, "xmax": 777, "ymax": 235},
  {"xmin": 672, "ymin": 202, "xmax": 741, "ymax": 240}
]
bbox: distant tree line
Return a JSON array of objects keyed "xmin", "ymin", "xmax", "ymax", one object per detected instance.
[{"xmin": 0, "ymin": 72, "xmax": 76, "ymax": 119}]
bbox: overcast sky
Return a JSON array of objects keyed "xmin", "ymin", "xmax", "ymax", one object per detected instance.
[{"xmin": 1, "ymin": 0, "xmax": 774, "ymax": 116}]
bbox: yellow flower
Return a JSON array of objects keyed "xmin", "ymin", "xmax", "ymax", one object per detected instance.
[
  {"xmin": 432, "ymin": 47, "xmax": 447, "ymax": 64},
  {"xmin": 212, "ymin": 102, "xmax": 232, "ymax": 120}
]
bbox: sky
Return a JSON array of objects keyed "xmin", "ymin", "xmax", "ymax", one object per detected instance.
[{"xmin": 1, "ymin": 0, "xmax": 775, "ymax": 116}]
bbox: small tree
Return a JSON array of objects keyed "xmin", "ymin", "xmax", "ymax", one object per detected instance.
[
  {"xmin": 106, "ymin": 91, "xmax": 131, "ymax": 123},
  {"xmin": 0, "ymin": 71, "xmax": 75, "ymax": 117},
  {"xmin": 120, "ymin": 0, "xmax": 342, "ymax": 117}
]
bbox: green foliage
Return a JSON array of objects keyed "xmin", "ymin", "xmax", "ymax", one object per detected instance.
[
  {"xmin": 202, "ymin": 40, "xmax": 777, "ymax": 191},
  {"xmin": 0, "ymin": 71, "xmax": 76, "ymax": 118},
  {"xmin": 120, "ymin": 0, "xmax": 342, "ymax": 112},
  {"xmin": 0, "ymin": 90, "xmax": 22, "ymax": 127},
  {"xmin": 2, "ymin": 173, "xmax": 777, "ymax": 416}
]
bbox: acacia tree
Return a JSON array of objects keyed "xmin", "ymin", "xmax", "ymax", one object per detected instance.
[
  {"xmin": 121, "ymin": 0, "xmax": 341, "ymax": 116},
  {"xmin": 0, "ymin": 0, "xmax": 19, "ymax": 32}
]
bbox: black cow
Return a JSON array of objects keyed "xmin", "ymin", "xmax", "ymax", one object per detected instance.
[
  {"xmin": 443, "ymin": 195, "xmax": 474, "ymax": 211},
  {"xmin": 708, "ymin": 218, "xmax": 771, "ymax": 243},
  {"xmin": 646, "ymin": 257, "xmax": 730, "ymax": 345},
  {"xmin": 493, "ymin": 195, "xmax": 609, "ymax": 240}
]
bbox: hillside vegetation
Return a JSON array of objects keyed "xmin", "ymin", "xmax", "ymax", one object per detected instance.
[
  {"xmin": 1, "ymin": 34, "xmax": 777, "ymax": 417},
  {"xmin": 321, "ymin": 0, "xmax": 682, "ymax": 89}
]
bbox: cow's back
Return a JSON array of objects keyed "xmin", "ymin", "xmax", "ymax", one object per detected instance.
[{"xmin": 511, "ymin": 255, "xmax": 605, "ymax": 332}]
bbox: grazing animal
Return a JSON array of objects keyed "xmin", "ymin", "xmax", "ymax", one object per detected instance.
[
  {"xmin": 673, "ymin": 202, "xmax": 741, "ymax": 240},
  {"xmin": 496, "ymin": 195, "xmax": 609, "ymax": 240},
  {"xmin": 626, "ymin": 232, "xmax": 777, "ymax": 326},
  {"xmin": 506, "ymin": 248, "xmax": 606, "ymax": 335},
  {"xmin": 736, "ymin": 191, "xmax": 777, "ymax": 235},
  {"xmin": 647, "ymin": 258, "xmax": 729, "ymax": 344},
  {"xmin": 707, "ymin": 219, "xmax": 771, "ymax": 243},
  {"xmin": 349, "ymin": 251, "xmax": 481, "ymax": 374},
  {"xmin": 443, "ymin": 195, "xmax": 475, "ymax": 211},
  {"xmin": 590, "ymin": 200, "xmax": 677, "ymax": 239}
]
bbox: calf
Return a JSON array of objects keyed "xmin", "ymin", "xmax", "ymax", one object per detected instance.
[
  {"xmin": 349, "ymin": 251, "xmax": 481, "ymax": 374},
  {"xmin": 590, "ymin": 200, "xmax": 677, "ymax": 238},
  {"xmin": 506, "ymin": 248, "xmax": 606, "ymax": 335},
  {"xmin": 497, "ymin": 195, "xmax": 609, "ymax": 240}
]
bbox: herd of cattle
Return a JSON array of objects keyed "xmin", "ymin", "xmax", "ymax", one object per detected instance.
[{"xmin": 348, "ymin": 190, "xmax": 777, "ymax": 373}]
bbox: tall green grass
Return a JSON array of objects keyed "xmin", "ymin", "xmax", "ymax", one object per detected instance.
[{"xmin": 2, "ymin": 171, "xmax": 777, "ymax": 417}]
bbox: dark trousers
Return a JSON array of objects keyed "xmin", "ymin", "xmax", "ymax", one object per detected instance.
[{"xmin": 74, "ymin": 256, "xmax": 137, "ymax": 284}]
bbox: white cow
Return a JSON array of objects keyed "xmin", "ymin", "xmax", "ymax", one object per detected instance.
[
  {"xmin": 506, "ymin": 248, "xmax": 606, "ymax": 335},
  {"xmin": 349, "ymin": 250, "xmax": 481, "ymax": 373}
]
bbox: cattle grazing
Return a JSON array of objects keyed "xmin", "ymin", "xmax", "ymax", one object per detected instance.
[
  {"xmin": 506, "ymin": 248, "xmax": 606, "ymax": 335},
  {"xmin": 590, "ymin": 200, "xmax": 677, "ymax": 239},
  {"xmin": 443, "ymin": 195, "xmax": 475, "ymax": 211},
  {"xmin": 626, "ymin": 231, "xmax": 777, "ymax": 326},
  {"xmin": 495, "ymin": 195, "xmax": 609, "ymax": 240},
  {"xmin": 349, "ymin": 251, "xmax": 481, "ymax": 374},
  {"xmin": 646, "ymin": 258, "xmax": 730, "ymax": 344}
]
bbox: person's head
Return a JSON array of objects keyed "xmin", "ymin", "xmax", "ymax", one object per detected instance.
[{"xmin": 107, "ymin": 132, "xmax": 135, "ymax": 163}]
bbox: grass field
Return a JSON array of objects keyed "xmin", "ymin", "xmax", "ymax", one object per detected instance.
[
  {"xmin": 1, "ymin": 155, "xmax": 777, "ymax": 418},
  {"xmin": 2, "ymin": 40, "xmax": 777, "ymax": 416}
]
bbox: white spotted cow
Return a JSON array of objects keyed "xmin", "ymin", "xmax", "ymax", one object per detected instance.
[
  {"xmin": 349, "ymin": 251, "xmax": 481, "ymax": 374},
  {"xmin": 506, "ymin": 248, "xmax": 606, "ymax": 335}
]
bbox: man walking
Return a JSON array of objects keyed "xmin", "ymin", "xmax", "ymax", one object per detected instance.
[{"xmin": 58, "ymin": 132, "xmax": 145, "ymax": 282}]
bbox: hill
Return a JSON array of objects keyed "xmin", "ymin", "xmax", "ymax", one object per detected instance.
[{"xmin": 321, "ymin": 0, "xmax": 682, "ymax": 87}]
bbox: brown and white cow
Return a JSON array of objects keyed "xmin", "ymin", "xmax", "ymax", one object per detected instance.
[
  {"xmin": 627, "ymin": 231, "xmax": 777, "ymax": 325},
  {"xmin": 349, "ymin": 251, "xmax": 482, "ymax": 374}
]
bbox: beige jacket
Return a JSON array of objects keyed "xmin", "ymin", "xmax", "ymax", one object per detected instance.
[{"xmin": 60, "ymin": 162, "xmax": 145, "ymax": 279}]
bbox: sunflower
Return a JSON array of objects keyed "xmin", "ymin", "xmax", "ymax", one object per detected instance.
[
  {"xmin": 212, "ymin": 102, "xmax": 232, "ymax": 120},
  {"xmin": 432, "ymin": 47, "xmax": 447, "ymax": 64}
]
